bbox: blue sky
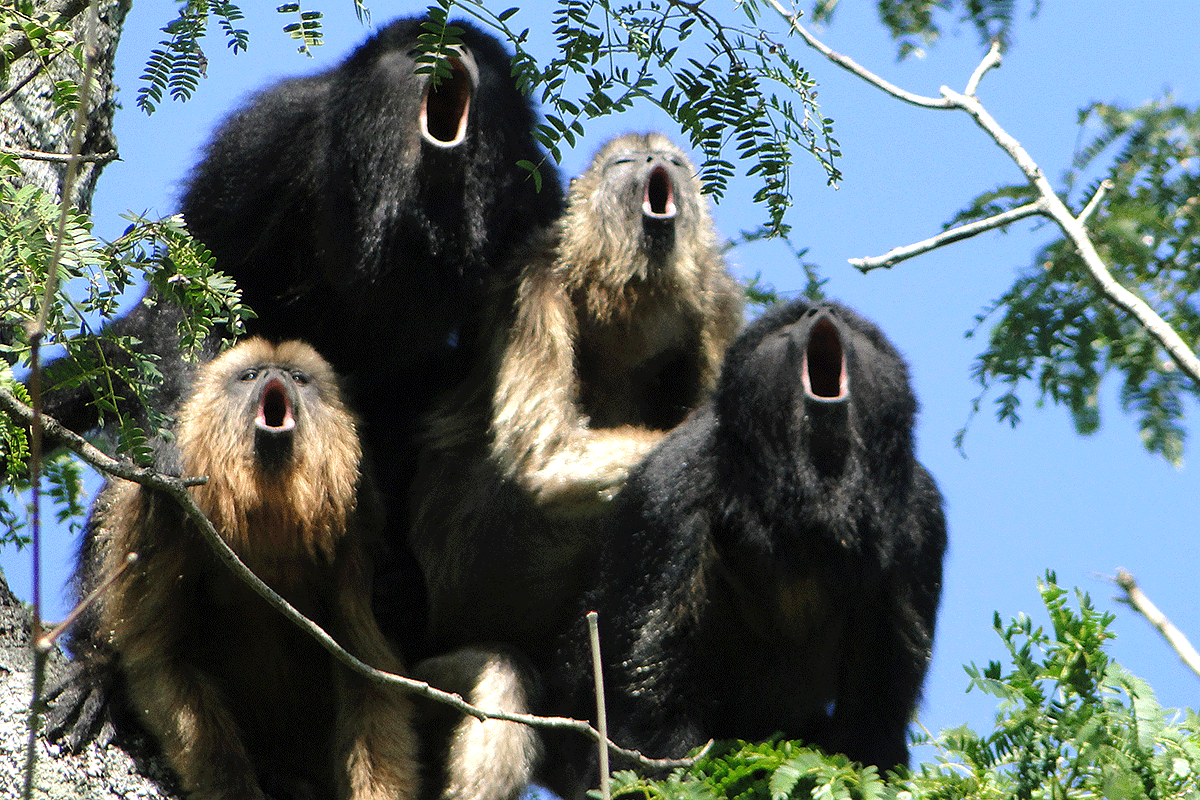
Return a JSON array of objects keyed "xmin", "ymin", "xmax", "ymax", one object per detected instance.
[{"xmin": 3, "ymin": 0, "xmax": 1198, "ymax": 752}]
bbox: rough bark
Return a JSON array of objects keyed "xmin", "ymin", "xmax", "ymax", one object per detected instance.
[
  {"xmin": 0, "ymin": 567, "xmax": 176, "ymax": 799},
  {"xmin": 1, "ymin": 0, "xmax": 131, "ymax": 212}
]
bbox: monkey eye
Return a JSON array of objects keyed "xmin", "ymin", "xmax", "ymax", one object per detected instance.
[
  {"xmin": 239, "ymin": 369, "xmax": 259, "ymax": 381},
  {"xmin": 290, "ymin": 370, "xmax": 310, "ymax": 385}
]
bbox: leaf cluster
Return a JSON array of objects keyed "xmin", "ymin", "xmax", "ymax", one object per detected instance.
[
  {"xmin": 607, "ymin": 574, "xmax": 1199, "ymax": 800},
  {"xmin": 0, "ymin": 1, "xmax": 89, "ymax": 115},
  {"xmin": 958, "ymin": 100, "xmax": 1200, "ymax": 464},
  {"xmin": 404, "ymin": 0, "xmax": 845, "ymax": 237},
  {"xmin": 1, "ymin": 151, "xmax": 250, "ymax": 527},
  {"xmin": 809, "ymin": 0, "xmax": 1036, "ymax": 60}
]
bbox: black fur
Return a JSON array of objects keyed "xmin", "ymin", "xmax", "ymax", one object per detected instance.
[
  {"xmin": 44, "ymin": 15, "xmax": 563, "ymax": 747},
  {"xmin": 549, "ymin": 299, "xmax": 946, "ymax": 794},
  {"xmin": 41, "ymin": 15, "xmax": 563, "ymax": 445},
  {"xmin": 180, "ymin": 15, "xmax": 563, "ymax": 379}
]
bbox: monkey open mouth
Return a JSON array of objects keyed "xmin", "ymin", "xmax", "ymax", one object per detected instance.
[
  {"xmin": 642, "ymin": 165, "xmax": 678, "ymax": 259},
  {"xmin": 643, "ymin": 165, "xmax": 678, "ymax": 220},
  {"xmin": 420, "ymin": 48, "xmax": 479, "ymax": 148},
  {"xmin": 255, "ymin": 378, "xmax": 296, "ymax": 468},
  {"xmin": 802, "ymin": 315, "xmax": 849, "ymax": 403}
]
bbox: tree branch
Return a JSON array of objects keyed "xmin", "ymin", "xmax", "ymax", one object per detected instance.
[
  {"xmin": 1114, "ymin": 569, "xmax": 1200, "ymax": 680},
  {"xmin": 850, "ymin": 201, "xmax": 1045, "ymax": 271},
  {"xmin": 0, "ymin": 385, "xmax": 700, "ymax": 771},
  {"xmin": 0, "ymin": 147, "xmax": 119, "ymax": 165},
  {"xmin": 763, "ymin": 0, "xmax": 951, "ymax": 109},
  {"xmin": 772, "ymin": 10, "xmax": 1200, "ymax": 389}
]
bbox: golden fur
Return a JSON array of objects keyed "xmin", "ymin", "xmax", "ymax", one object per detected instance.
[
  {"xmin": 410, "ymin": 132, "xmax": 744, "ymax": 663},
  {"xmin": 91, "ymin": 338, "xmax": 418, "ymax": 800}
]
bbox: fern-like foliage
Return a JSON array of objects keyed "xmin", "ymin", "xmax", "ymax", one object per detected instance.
[
  {"xmin": 958, "ymin": 99, "xmax": 1200, "ymax": 465},
  {"xmin": 278, "ymin": 2, "xmax": 325, "ymax": 56},
  {"xmin": 912, "ymin": 572, "xmax": 1200, "ymax": 800},
  {"xmin": 419, "ymin": 0, "xmax": 841, "ymax": 238},
  {"xmin": 601, "ymin": 574, "xmax": 1199, "ymax": 800},
  {"xmin": 1, "ymin": 151, "xmax": 250, "ymax": 528}
]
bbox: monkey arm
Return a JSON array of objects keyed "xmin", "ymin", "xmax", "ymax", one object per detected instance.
[
  {"xmin": 412, "ymin": 647, "xmax": 542, "ymax": 800},
  {"xmin": 121, "ymin": 653, "xmax": 266, "ymax": 800},
  {"xmin": 524, "ymin": 426, "xmax": 663, "ymax": 510}
]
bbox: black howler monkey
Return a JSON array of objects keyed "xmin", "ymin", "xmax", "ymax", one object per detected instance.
[{"xmin": 548, "ymin": 299, "xmax": 946, "ymax": 796}]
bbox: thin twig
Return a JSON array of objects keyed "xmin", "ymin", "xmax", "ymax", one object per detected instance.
[
  {"xmin": 764, "ymin": 0, "xmax": 951, "ymax": 109},
  {"xmin": 963, "ymin": 42, "xmax": 1002, "ymax": 97},
  {"xmin": 588, "ymin": 611, "xmax": 611, "ymax": 800},
  {"xmin": 1114, "ymin": 569, "xmax": 1200, "ymax": 680},
  {"xmin": 22, "ymin": 5, "xmax": 101, "ymax": 797},
  {"xmin": 0, "ymin": 383, "xmax": 701, "ymax": 771},
  {"xmin": 851, "ymin": 201, "xmax": 1045, "ymax": 272},
  {"xmin": 1078, "ymin": 179, "xmax": 1113, "ymax": 226},
  {"xmin": 36, "ymin": 552, "xmax": 139, "ymax": 653},
  {"xmin": 0, "ymin": 147, "xmax": 119, "ymax": 164}
]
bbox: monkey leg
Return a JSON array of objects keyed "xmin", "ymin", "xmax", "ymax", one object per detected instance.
[
  {"xmin": 333, "ymin": 552, "xmax": 421, "ymax": 800},
  {"xmin": 122, "ymin": 655, "xmax": 266, "ymax": 800},
  {"xmin": 413, "ymin": 647, "xmax": 541, "ymax": 800}
]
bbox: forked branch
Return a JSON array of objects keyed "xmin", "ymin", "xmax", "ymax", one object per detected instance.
[{"xmin": 765, "ymin": 1, "xmax": 1200, "ymax": 388}]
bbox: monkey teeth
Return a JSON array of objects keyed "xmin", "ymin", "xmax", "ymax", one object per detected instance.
[
  {"xmin": 802, "ymin": 315, "xmax": 849, "ymax": 402},
  {"xmin": 643, "ymin": 166, "xmax": 677, "ymax": 219},
  {"xmin": 257, "ymin": 378, "xmax": 297, "ymax": 432},
  {"xmin": 420, "ymin": 46, "xmax": 478, "ymax": 148}
]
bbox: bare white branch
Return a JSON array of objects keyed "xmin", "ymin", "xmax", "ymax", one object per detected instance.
[
  {"xmin": 1079, "ymin": 179, "xmax": 1114, "ymax": 225},
  {"xmin": 964, "ymin": 42, "xmax": 1002, "ymax": 96},
  {"xmin": 851, "ymin": 201, "xmax": 1045, "ymax": 272},
  {"xmin": 1115, "ymin": 570, "xmax": 1200, "ymax": 680},
  {"xmin": 762, "ymin": 0, "xmax": 951, "ymax": 109},
  {"xmin": 771, "ymin": 11, "xmax": 1200, "ymax": 389}
]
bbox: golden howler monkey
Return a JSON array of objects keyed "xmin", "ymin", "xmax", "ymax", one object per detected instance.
[
  {"xmin": 78, "ymin": 339, "xmax": 418, "ymax": 800},
  {"xmin": 409, "ymin": 132, "xmax": 744, "ymax": 666}
]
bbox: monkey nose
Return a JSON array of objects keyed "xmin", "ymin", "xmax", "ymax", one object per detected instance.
[{"xmin": 256, "ymin": 378, "xmax": 297, "ymax": 432}]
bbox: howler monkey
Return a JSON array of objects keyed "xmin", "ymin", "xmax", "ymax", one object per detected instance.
[
  {"xmin": 74, "ymin": 338, "xmax": 418, "ymax": 800},
  {"xmin": 409, "ymin": 132, "xmax": 744, "ymax": 665},
  {"xmin": 40, "ymin": 15, "xmax": 563, "ymax": 459},
  {"xmin": 549, "ymin": 299, "xmax": 946, "ymax": 795}
]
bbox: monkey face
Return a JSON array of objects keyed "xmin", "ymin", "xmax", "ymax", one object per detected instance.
[
  {"xmin": 580, "ymin": 132, "xmax": 707, "ymax": 279},
  {"xmin": 238, "ymin": 363, "xmax": 309, "ymax": 471},
  {"xmin": 720, "ymin": 302, "xmax": 916, "ymax": 488},
  {"xmin": 181, "ymin": 339, "xmax": 356, "ymax": 479}
]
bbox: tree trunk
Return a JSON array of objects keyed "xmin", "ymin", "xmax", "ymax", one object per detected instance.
[{"xmin": 1, "ymin": 0, "xmax": 131, "ymax": 211}]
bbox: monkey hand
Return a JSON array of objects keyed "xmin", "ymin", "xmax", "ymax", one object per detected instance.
[
  {"xmin": 43, "ymin": 655, "xmax": 120, "ymax": 753},
  {"xmin": 524, "ymin": 428, "xmax": 661, "ymax": 511}
]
